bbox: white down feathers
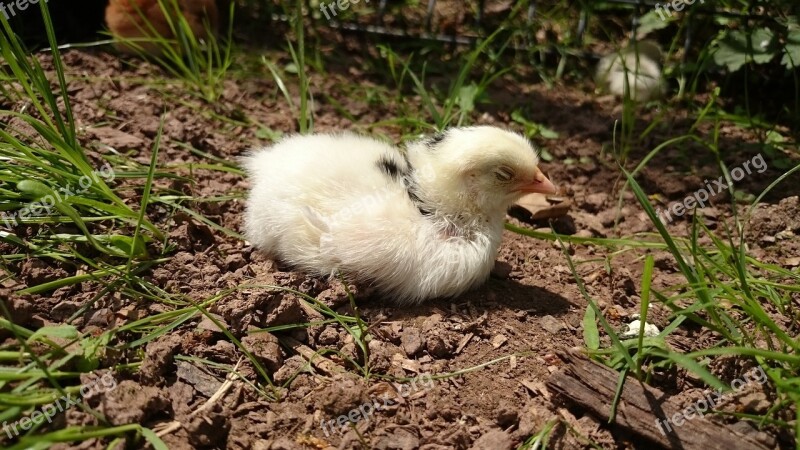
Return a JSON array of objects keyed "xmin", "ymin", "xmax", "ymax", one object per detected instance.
[
  {"xmin": 243, "ymin": 130, "xmax": 526, "ymax": 304},
  {"xmin": 595, "ymin": 40, "xmax": 666, "ymax": 102}
]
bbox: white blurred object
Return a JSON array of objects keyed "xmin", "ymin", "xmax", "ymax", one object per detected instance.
[
  {"xmin": 620, "ymin": 319, "xmax": 660, "ymax": 339},
  {"xmin": 595, "ymin": 40, "xmax": 666, "ymax": 102}
]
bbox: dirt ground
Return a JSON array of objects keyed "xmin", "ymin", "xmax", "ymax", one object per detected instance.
[{"xmin": 1, "ymin": 23, "xmax": 798, "ymax": 450}]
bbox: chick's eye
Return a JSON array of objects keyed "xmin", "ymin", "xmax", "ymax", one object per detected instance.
[{"xmin": 495, "ymin": 167, "xmax": 515, "ymax": 182}]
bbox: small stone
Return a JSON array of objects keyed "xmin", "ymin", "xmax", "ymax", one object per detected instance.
[
  {"xmin": 491, "ymin": 261, "xmax": 513, "ymax": 279},
  {"xmin": 784, "ymin": 257, "xmax": 800, "ymax": 267},
  {"xmin": 543, "ymin": 353, "xmax": 559, "ymax": 365},
  {"xmin": 88, "ymin": 126, "xmax": 145, "ymax": 150},
  {"xmin": 728, "ymin": 421, "xmax": 777, "ymax": 448},
  {"xmin": 696, "ymin": 207, "xmax": 720, "ymax": 219},
  {"xmin": 608, "ymin": 305, "xmax": 628, "ymax": 320},
  {"xmin": 495, "ymin": 401, "xmax": 518, "ymax": 427},
  {"xmin": 426, "ymin": 335, "xmax": 452, "ymax": 359},
  {"xmin": 224, "ymin": 253, "xmax": 246, "ymax": 271},
  {"xmin": 176, "ymin": 361, "xmax": 223, "ymax": 398},
  {"xmin": 317, "ymin": 326, "xmax": 339, "ymax": 346},
  {"xmin": 491, "ymin": 334, "xmax": 508, "ymax": 349},
  {"xmin": 539, "ymin": 315, "xmax": 566, "ymax": 334},
  {"xmin": 273, "ymin": 355, "xmax": 306, "ymax": 385},
  {"xmin": 654, "ymin": 254, "xmax": 676, "ymax": 271},
  {"xmin": 739, "ymin": 392, "xmax": 770, "ymax": 414},
  {"xmin": 85, "ymin": 308, "xmax": 112, "ymax": 328},
  {"xmin": 196, "ymin": 314, "xmax": 228, "ymax": 333},
  {"xmin": 584, "ymin": 193, "xmax": 608, "ymax": 212},
  {"xmin": 241, "ymin": 333, "xmax": 284, "ymax": 373},
  {"xmin": 470, "ymin": 429, "xmax": 514, "ymax": 450},
  {"xmin": 421, "ymin": 313, "xmax": 443, "ymax": 332},
  {"xmin": 50, "ymin": 301, "xmax": 81, "ymax": 321},
  {"xmin": 252, "ymin": 440, "xmax": 271, "ymax": 450},
  {"xmin": 597, "ymin": 209, "xmax": 620, "ymax": 227},
  {"xmin": 263, "ymin": 296, "xmax": 304, "ymax": 327},
  {"xmin": 373, "ymin": 428, "xmax": 420, "ymax": 450},
  {"xmin": 401, "ymin": 327, "xmax": 425, "ymax": 357}
]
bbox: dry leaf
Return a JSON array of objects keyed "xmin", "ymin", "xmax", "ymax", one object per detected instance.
[{"xmin": 512, "ymin": 193, "xmax": 571, "ymax": 220}]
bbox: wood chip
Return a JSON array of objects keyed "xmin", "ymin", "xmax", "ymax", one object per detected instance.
[
  {"xmin": 279, "ymin": 335, "xmax": 346, "ymax": 376},
  {"xmin": 546, "ymin": 349, "xmax": 770, "ymax": 450},
  {"xmin": 400, "ymin": 358, "xmax": 422, "ymax": 373},
  {"xmin": 455, "ymin": 332, "xmax": 474, "ymax": 354},
  {"xmin": 519, "ymin": 379, "xmax": 550, "ymax": 400},
  {"xmin": 490, "ymin": 334, "xmax": 508, "ymax": 349}
]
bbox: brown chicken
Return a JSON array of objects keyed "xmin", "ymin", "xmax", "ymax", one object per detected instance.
[{"xmin": 105, "ymin": 0, "xmax": 219, "ymax": 56}]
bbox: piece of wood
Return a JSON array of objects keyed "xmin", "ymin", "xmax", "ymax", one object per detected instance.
[
  {"xmin": 279, "ymin": 335, "xmax": 346, "ymax": 376},
  {"xmin": 546, "ymin": 349, "xmax": 770, "ymax": 450}
]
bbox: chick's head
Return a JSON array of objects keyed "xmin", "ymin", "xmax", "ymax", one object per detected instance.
[{"xmin": 408, "ymin": 126, "xmax": 557, "ymax": 219}]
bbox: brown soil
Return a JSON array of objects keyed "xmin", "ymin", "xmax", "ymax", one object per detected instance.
[{"xmin": 1, "ymin": 21, "xmax": 797, "ymax": 450}]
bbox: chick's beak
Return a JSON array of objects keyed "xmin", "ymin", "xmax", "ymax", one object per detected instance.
[{"xmin": 515, "ymin": 167, "xmax": 558, "ymax": 195}]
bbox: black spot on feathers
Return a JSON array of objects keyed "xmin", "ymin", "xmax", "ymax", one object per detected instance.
[
  {"xmin": 377, "ymin": 156, "xmax": 403, "ymax": 181},
  {"xmin": 406, "ymin": 186, "xmax": 433, "ymax": 216},
  {"xmin": 426, "ymin": 132, "xmax": 446, "ymax": 149}
]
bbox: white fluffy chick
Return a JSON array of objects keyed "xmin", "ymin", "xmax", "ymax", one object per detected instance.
[
  {"xmin": 595, "ymin": 40, "xmax": 666, "ymax": 102},
  {"xmin": 243, "ymin": 126, "xmax": 557, "ymax": 304}
]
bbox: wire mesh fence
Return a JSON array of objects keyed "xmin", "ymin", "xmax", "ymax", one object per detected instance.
[{"xmin": 262, "ymin": 0, "xmax": 791, "ymax": 64}]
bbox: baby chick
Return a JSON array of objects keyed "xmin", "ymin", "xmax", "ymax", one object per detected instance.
[
  {"xmin": 105, "ymin": 0, "xmax": 218, "ymax": 56},
  {"xmin": 595, "ymin": 40, "xmax": 666, "ymax": 102},
  {"xmin": 243, "ymin": 127, "xmax": 557, "ymax": 304}
]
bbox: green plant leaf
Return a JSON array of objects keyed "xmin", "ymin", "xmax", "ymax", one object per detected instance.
[
  {"xmin": 713, "ymin": 28, "xmax": 777, "ymax": 72},
  {"xmin": 781, "ymin": 29, "xmax": 800, "ymax": 68},
  {"xmin": 140, "ymin": 427, "xmax": 170, "ymax": 450},
  {"xmin": 16, "ymin": 179, "xmax": 52, "ymax": 199},
  {"xmin": 27, "ymin": 324, "xmax": 79, "ymax": 343},
  {"xmin": 635, "ymin": 10, "xmax": 672, "ymax": 37},
  {"xmin": 76, "ymin": 333, "xmax": 112, "ymax": 372},
  {"xmin": 108, "ymin": 235, "xmax": 149, "ymax": 258},
  {"xmin": 511, "ymin": 110, "xmax": 560, "ymax": 140},
  {"xmin": 457, "ymin": 83, "xmax": 479, "ymax": 116},
  {"xmin": 583, "ymin": 305, "xmax": 600, "ymax": 350}
]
